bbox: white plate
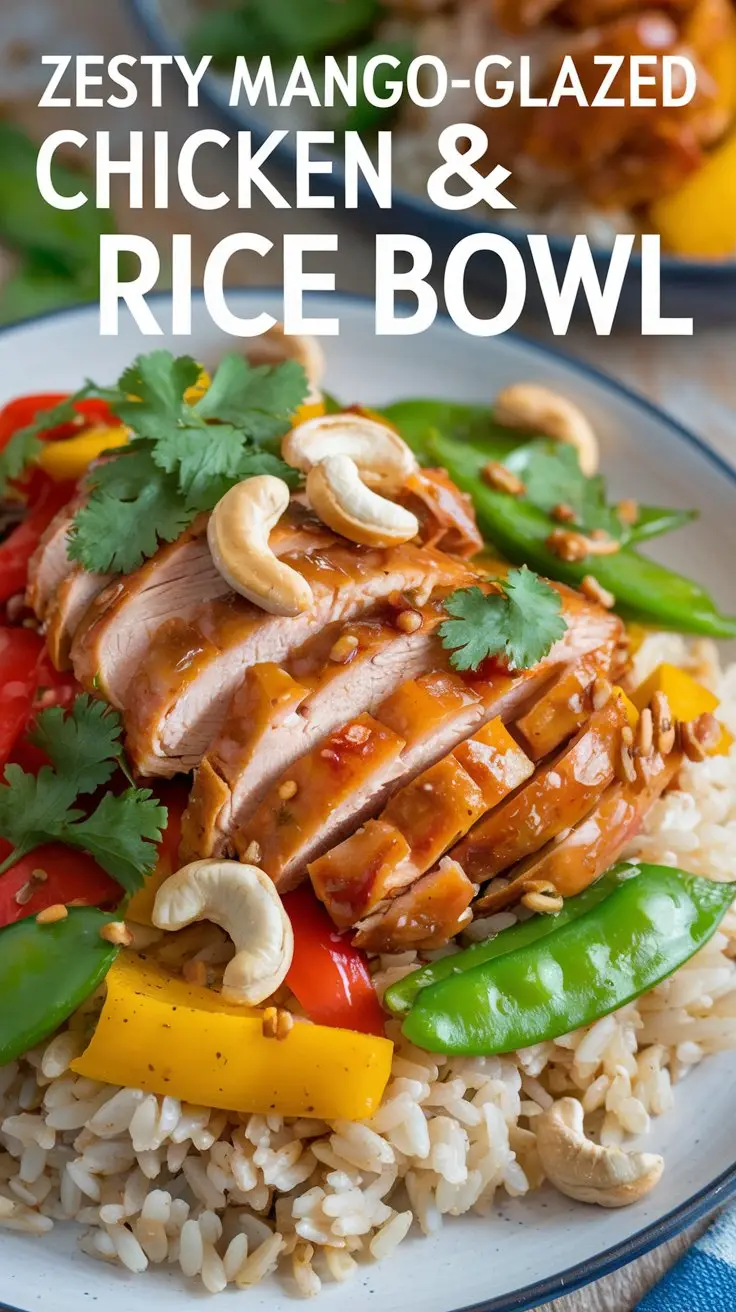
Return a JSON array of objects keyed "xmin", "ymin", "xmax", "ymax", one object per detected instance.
[{"xmin": 1, "ymin": 292, "xmax": 735, "ymax": 1312}]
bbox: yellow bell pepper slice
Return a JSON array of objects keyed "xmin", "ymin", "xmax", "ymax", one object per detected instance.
[
  {"xmin": 38, "ymin": 425, "xmax": 129, "ymax": 482},
  {"xmin": 292, "ymin": 396, "xmax": 326, "ymax": 428},
  {"xmin": 632, "ymin": 663, "xmax": 732, "ymax": 755},
  {"xmin": 650, "ymin": 128, "xmax": 736, "ymax": 259},
  {"xmin": 184, "ymin": 370, "xmax": 211, "ymax": 405},
  {"xmin": 72, "ymin": 952, "xmax": 393, "ymax": 1121}
]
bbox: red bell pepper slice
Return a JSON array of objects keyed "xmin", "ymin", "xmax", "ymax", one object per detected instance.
[
  {"xmin": 282, "ymin": 885, "xmax": 386, "ymax": 1035},
  {"xmin": 0, "ymin": 473, "xmax": 76, "ymax": 603},
  {"xmin": 0, "ymin": 843, "xmax": 120, "ymax": 928},
  {"xmin": 0, "ymin": 393, "xmax": 118, "ymax": 455},
  {"xmin": 0, "ymin": 627, "xmax": 45, "ymax": 768}
]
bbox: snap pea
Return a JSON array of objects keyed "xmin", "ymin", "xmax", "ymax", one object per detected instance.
[
  {"xmin": 385, "ymin": 867, "xmax": 628, "ymax": 1017},
  {"xmin": 381, "ymin": 399, "xmax": 520, "ymax": 464},
  {"xmin": 427, "ymin": 430, "xmax": 736, "ymax": 639},
  {"xmin": 624, "ymin": 505, "xmax": 698, "ymax": 545},
  {"xmin": 0, "ymin": 908, "xmax": 119, "ymax": 1064},
  {"xmin": 401, "ymin": 864, "xmax": 735, "ymax": 1056}
]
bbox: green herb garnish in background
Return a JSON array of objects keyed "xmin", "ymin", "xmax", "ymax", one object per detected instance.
[
  {"xmin": 439, "ymin": 567, "xmax": 567, "ymax": 672},
  {"xmin": 0, "ymin": 694, "xmax": 165, "ymax": 892},
  {"xmin": 190, "ymin": 0, "xmax": 382, "ymax": 65},
  {"xmin": 0, "ymin": 122, "xmax": 115, "ymax": 325}
]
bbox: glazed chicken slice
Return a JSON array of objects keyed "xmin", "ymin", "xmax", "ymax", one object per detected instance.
[
  {"xmin": 26, "ymin": 494, "xmax": 84, "ymax": 620},
  {"xmin": 515, "ymin": 646, "xmax": 616, "ymax": 761},
  {"xmin": 309, "ymin": 718, "xmax": 533, "ymax": 928},
  {"xmin": 220, "ymin": 586, "xmax": 620, "ymax": 880},
  {"xmin": 124, "ymin": 541, "xmax": 473, "ymax": 776},
  {"xmin": 475, "ymin": 748, "xmax": 683, "ymax": 913},
  {"xmin": 353, "ymin": 859, "xmax": 477, "ymax": 954},
  {"xmin": 181, "ymin": 600, "xmax": 454, "ymax": 862},
  {"xmin": 44, "ymin": 566, "xmax": 111, "ymax": 669},
  {"xmin": 70, "ymin": 507, "xmax": 334, "ymax": 708},
  {"xmin": 452, "ymin": 692, "xmax": 630, "ymax": 887}
]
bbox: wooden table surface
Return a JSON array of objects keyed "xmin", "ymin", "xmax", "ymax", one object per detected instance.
[{"xmin": 1, "ymin": 3, "xmax": 734, "ymax": 1308}]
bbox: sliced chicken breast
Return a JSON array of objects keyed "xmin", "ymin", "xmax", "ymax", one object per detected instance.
[
  {"xmin": 181, "ymin": 600, "xmax": 453, "ymax": 862},
  {"xmin": 514, "ymin": 645, "xmax": 615, "ymax": 761},
  {"xmin": 353, "ymin": 858, "xmax": 476, "ymax": 953},
  {"xmin": 458, "ymin": 693, "xmax": 630, "ymax": 892},
  {"xmin": 475, "ymin": 749, "xmax": 683, "ymax": 912},
  {"xmin": 309, "ymin": 717, "xmax": 533, "ymax": 928},
  {"xmin": 125, "ymin": 541, "xmax": 473, "ymax": 777},
  {"xmin": 26, "ymin": 496, "xmax": 81, "ymax": 619},
  {"xmin": 44, "ymin": 566, "xmax": 111, "ymax": 669}
]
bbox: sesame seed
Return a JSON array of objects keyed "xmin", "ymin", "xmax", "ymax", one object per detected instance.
[
  {"xmin": 14, "ymin": 883, "xmax": 35, "ymax": 906},
  {"xmin": 551, "ymin": 503, "xmax": 576, "ymax": 524},
  {"xmin": 616, "ymin": 498, "xmax": 639, "ymax": 525},
  {"xmin": 262, "ymin": 1006, "xmax": 278, "ymax": 1040},
  {"xmin": 183, "ymin": 959, "xmax": 207, "ymax": 987},
  {"xmin": 591, "ymin": 677, "xmax": 612, "ymax": 711},
  {"xmin": 482, "ymin": 461, "xmax": 525, "ymax": 496},
  {"xmin": 581, "ymin": 574, "xmax": 615, "ymax": 610},
  {"xmin": 36, "ymin": 904, "xmax": 68, "ymax": 925},
  {"xmin": 395, "ymin": 610, "xmax": 422, "ymax": 634},
  {"xmin": 244, "ymin": 840, "xmax": 262, "ymax": 864},
  {"xmin": 278, "ymin": 779, "xmax": 298, "ymax": 801},
  {"xmin": 329, "ymin": 634, "xmax": 359, "ymax": 664},
  {"xmin": 100, "ymin": 921, "xmax": 133, "ymax": 947}
]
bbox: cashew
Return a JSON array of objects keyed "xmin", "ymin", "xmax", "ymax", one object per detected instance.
[
  {"xmin": 494, "ymin": 383, "xmax": 599, "ymax": 476},
  {"xmin": 247, "ymin": 323, "xmax": 324, "ymax": 403},
  {"xmin": 536, "ymin": 1098, "xmax": 664, "ymax": 1208},
  {"xmin": 208, "ymin": 475, "xmax": 314, "ymax": 616},
  {"xmin": 152, "ymin": 859, "xmax": 294, "ymax": 1007},
  {"xmin": 282, "ymin": 414, "xmax": 418, "ymax": 496},
  {"xmin": 306, "ymin": 455, "xmax": 420, "ymax": 549}
]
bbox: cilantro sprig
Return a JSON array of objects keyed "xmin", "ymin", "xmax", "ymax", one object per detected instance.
[
  {"xmin": 54, "ymin": 348, "xmax": 308, "ymax": 574},
  {"xmin": 0, "ymin": 694, "xmax": 166, "ymax": 893},
  {"xmin": 439, "ymin": 568, "xmax": 567, "ymax": 673}
]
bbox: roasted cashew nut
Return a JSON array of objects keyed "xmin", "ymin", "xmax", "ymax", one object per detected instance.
[
  {"xmin": 306, "ymin": 455, "xmax": 420, "ymax": 549},
  {"xmin": 494, "ymin": 383, "xmax": 599, "ymax": 476},
  {"xmin": 283, "ymin": 414, "xmax": 419, "ymax": 496},
  {"xmin": 152, "ymin": 859, "xmax": 294, "ymax": 1007},
  {"xmin": 208, "ymin": 475, "xmax": 314, "ymax": 616},
  {"xmin": 247, "ymin": 323, "xmax": 324, "ymax": 403},
  {"xmin": 536, "ymin": 1098, "xmax": 664, "ymax": 1208}
]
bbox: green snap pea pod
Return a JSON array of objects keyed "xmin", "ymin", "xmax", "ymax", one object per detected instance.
[
  {"xmin": 624, "ymin": 506, "xmax": 698, "ymax": 545},
  {"xmin": 402, "ymin": 864, "xmax": 735, "ymax": 1057},
  {"xmin": 385, "ymin": 867, "xmax": 628, "ymax": 1017},
  {"xmin": 0, "ymin": 907, "xmax": 119, "ymax": 1064},
  {"xmin": 381, "ymin": 399, "xmax": 521, "ymax": 464},
  {"xmin": 427, "ymin": 431, "xmax": 736, "ymax": 639}
]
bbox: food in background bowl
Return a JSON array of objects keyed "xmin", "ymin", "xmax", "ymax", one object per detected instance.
[
  {"xmin": 0, "ymin": 324, "xmax": 734, "ymax": 1295},
  {"xmin": 184, "ymin": 0, "xmax": 736, "ymax": 258}
]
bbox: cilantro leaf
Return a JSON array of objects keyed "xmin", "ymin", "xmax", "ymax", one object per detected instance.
[
  {"xmin": 439, "ymin": 569, "xmax": 567, "ymax": 672},
  {"xmin": 69, "ymin": 475, "xmax": 192, "ymax": 575},
  {"xmin": 0, "ymin": 392, "xmax": 88, "ymax": 496},
  {"xmin": 150, "ymin": 421, "xmax": 249, "ymax": 501},
  {"xmin": 0, "ymin": 694, "xmax": 168, "ymax": 891},
  {"xmin": 505, "ymin": 441, "xmax": 624, "ymax": 540},
  {"xmin": 29, "ymin": 694, "xmax": 123, "ymax": 796},
  {"xmin": 62, "ymin": 789, "xmax": 167, "ymax": 893},
  {"xmin": 194, "ymin": 354, "xmax": 308, "ymax": 442},
  {"xmin": 0, "ymin": 764, "xmax": 81, "ymax": 868},
  {"xmin": 113, "ymin": 351, "xmax": 202, "ymax": 437}
]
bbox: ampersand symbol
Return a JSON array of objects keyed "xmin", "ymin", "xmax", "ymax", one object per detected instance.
[{"xmin": 426, "ymin": 124, "xmax": 516, "ymax": 212}]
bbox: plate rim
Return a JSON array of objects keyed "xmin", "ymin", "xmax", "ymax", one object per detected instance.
[
  {"xmin": 124, "ymin": 0, "xmax": 736, "ymax": 285},
  {"xmin": 0, "ymin": 289, "xmax": 734, "ymax": 1312}
]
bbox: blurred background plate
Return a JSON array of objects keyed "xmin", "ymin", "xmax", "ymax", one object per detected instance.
[{"xmin": 128, "ymin": 0, "xmax": 736, "ymax": 325}]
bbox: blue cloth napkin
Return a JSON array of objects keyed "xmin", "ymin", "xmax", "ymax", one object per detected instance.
[{"xmin": 635, "ymin": 1206, "xmax": 736, "ymax": 1311}]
